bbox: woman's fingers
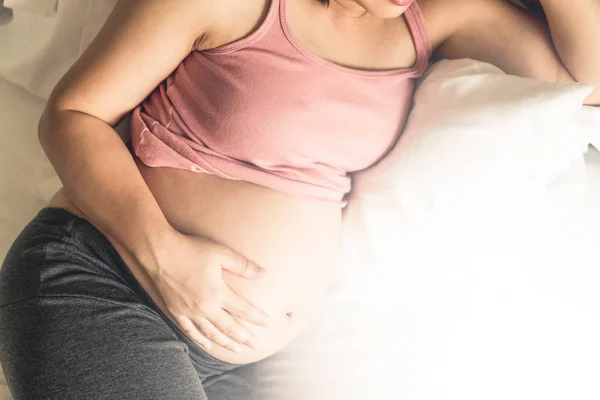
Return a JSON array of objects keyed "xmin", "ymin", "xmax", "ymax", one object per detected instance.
[
  {"xmin": 199, "ymin": 312, "xmax": 259, "ymax": 351},
  {"xmin": 224, "ymin": 293, "xmax": 274, "ymax": 328},
  {"xmin": 219, "ymin": 249, "xmax": 266, "ymax": 279},
  {"xmin": 174, "ymin": 305, "xmax": 260, "ymax": 352},
  {"xmin": 193, "ymin": 316, "xmax": 243, "ymax": 353},
  {"xmin": 176, "ymin": 316, "xmax": 213, "ymax": 350}
]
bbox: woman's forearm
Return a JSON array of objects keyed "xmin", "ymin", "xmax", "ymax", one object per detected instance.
[
  {"xmin": 39, "ymin": 107, "xmax": 174, "ymax": 275},
  {"xmin": 540, "ymin": 0, "xmax": 600, "ymax": 86}
]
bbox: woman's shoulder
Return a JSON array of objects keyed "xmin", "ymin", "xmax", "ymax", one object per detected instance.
[
  {"xmin": 117, "ymin": 0, "xmax": 270, "ymax": 52},
  {"xmin": 46, "ymin": 0, "xmax": 272, "ymax": 126},
  {"xmin": 416, "ymin": 0, "xmax": 509, "ymax": 52}
]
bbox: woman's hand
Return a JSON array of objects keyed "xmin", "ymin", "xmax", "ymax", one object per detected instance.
[{"xmin": 148, "ymin": 230, "xmax": 274, "ymax": 353}]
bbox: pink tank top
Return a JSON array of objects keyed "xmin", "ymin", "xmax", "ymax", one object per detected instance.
[{"xmin": 130, "ymin": 0, "xmax": 431, "ymax": 205}]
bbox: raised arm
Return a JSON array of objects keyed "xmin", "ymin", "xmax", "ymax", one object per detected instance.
[
  {"xmin": 39, "ymin": 0, "xmax": 272, "ymax": 353},
  {"xmin": 422, "ymin": 0, "xmax": 600, "ymax": 105}
]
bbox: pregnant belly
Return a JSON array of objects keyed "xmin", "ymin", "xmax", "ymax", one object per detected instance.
[
  {"xmin": 135, "ymin": 160, "xmax": 342, "ymax": 363},
  {"xmin": 51, "ymin": 161, "xmax": 342, "ymax": 364}
]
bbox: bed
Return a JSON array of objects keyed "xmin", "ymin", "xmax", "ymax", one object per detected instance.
[{"xmin": 2, "ymin": 2, "xmax": 600, "ymax": 399}]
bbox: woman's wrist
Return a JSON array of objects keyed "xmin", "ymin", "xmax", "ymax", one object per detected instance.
[{"xmin": 127, "ymin": 214, "xmax": 180, "ymax": 278}]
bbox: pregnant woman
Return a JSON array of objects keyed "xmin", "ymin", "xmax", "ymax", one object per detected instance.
[{"xmin": 1, "ymin": 0, "xmax": 598, "ymax": 399}]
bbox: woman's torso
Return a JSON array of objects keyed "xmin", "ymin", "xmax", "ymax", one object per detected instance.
[{"xmin": 50, "ymin": 0, "xmax": 430, "ymax": 364}]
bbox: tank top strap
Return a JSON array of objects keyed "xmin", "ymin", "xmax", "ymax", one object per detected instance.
[
  {"xmin": 403, "ymin": 2, "xmax": 433, "ymax": 77},
  {"xmin": 202, "ymin": 0, "xmax": 280, "ymax": 55}
]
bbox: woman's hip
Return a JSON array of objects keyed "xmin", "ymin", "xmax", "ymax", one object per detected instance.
[{"xmin": 0, "ymin": 208, "xmax": 244, "ymax": 376}]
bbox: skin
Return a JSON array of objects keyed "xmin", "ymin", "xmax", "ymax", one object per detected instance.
[{"xmin": 42, "ymin": 0, "xmax": 600, "ymax": 365}]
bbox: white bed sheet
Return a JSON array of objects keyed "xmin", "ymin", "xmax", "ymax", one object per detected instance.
[
  {"xmin": 0, "ymin": 0, "xmax": 117, "ymax": 100},
  {"xmin": 0, "ymin": 78, "xmax": 54, "ymax": 261}
]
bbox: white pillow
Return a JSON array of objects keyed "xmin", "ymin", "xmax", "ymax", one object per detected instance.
[
  {"xmin": 344, "ymin": 59, "xmax": 593, "ymax": 276},
  {"xmin": 579, "ymin": 105, "xmax": 600, "ymax": 150},
  {"xmin": 335, "ymin": 59, "xmax": 600, "ymax": 399},
  {"xmin": 258, "ymin": 60, "xmax": 597, "ymax": 400}
]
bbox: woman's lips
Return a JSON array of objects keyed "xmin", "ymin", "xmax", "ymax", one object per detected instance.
[{"xmin": 390, "ymin": 0, "xmax": 413, "ymax": 6}]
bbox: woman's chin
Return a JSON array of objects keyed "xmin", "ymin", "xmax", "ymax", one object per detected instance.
[{"xmin": 368, "ymin": 2, "xmax": 412, "ymax": 19}]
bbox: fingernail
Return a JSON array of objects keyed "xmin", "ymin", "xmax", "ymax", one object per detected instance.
[
  {"xmin": 203, "ymin": 342, "xmax": 212, "ymax": 350},
  {"xmin": 232, "ymin": 345, "xmax": 242, "ymax": 353}
]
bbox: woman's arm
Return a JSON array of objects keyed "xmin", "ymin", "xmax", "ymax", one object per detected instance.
[
  {"xmin": 540, "ymin": 0, "xmax": 600, "ymax": 90},
  {"xmin": 423, "ymin": 0, "xmax": 600, "ymax": 105},
  {"xmin": 40, "ymin": 0, "xmax": 272, "ymax": 352},
  {"xmin": 41, "ymin": 0, "xmax": 206, "ymax": 265}
]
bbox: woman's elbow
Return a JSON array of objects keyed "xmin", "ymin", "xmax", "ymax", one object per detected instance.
[
  {"xmin": 37, "ymin": 100, "xmax": 79, "ymax": 152},
  {"xmin": 37, "ymin": 104, "xmax": 58, "ymax": 149}
]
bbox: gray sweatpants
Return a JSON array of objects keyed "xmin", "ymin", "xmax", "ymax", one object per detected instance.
[{"xmin": 0, "ymin": 208, "xmax": 258, "ymax": 400}]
